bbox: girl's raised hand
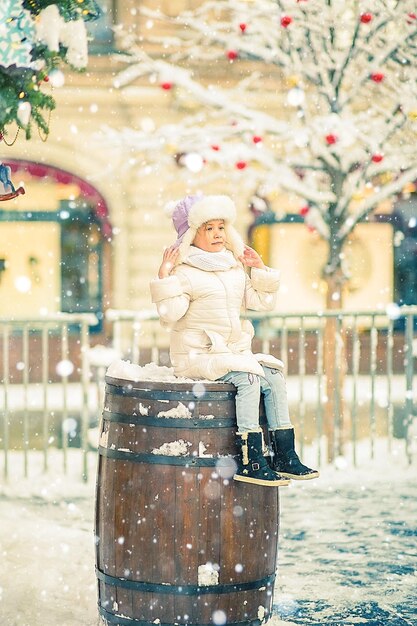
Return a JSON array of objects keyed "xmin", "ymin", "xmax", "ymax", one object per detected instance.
[
  {"xmin": 158, "ymin": 245, "xmax": 180, "ymax": 279},
  {"xmin": 238, "ymin": 245, "xmax": 266, "ymax": 270}
]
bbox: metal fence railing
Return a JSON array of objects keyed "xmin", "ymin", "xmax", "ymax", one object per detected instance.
[
  {"xmin": 1, "ymin": 307, "xmax": 415, "ymax": 481},
  {"xmin": 105, "ymin": 306, "xmax": 417, "ymax": 466},
  {"xmin": 0, "ymin": 313, "xmax": 97, "ymax": 482}
]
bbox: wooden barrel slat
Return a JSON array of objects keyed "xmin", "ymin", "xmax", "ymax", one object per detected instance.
[{"xmin": 96, "ymin": 377, "xmax": 280, "ymax": 626}]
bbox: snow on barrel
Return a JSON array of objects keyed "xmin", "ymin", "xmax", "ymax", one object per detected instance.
[{"xmin": 95, "ymin": 362, "xmax": 280, "ymax": 626}]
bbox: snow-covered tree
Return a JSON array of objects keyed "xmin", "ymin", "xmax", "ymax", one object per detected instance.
[
  {"xmin": 111, "ymin": 0, "xmax": 417, "ymax": 305},
  {"xmin": 107, "ymin": 0, "xmax": 417, "ymax": 461},
  {"xmin": 0, "ymin": 0, "xmax": 101, "ymax": 140}
]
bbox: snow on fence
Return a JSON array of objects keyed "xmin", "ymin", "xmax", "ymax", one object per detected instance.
[{"xmin": 1, "ymin": 307, "xmax": 416, "ymax": 482}]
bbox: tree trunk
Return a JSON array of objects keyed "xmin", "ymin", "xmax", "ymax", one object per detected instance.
[{"xmin": 323, "ymin": 268, "xmax": 348, "ymax": 463}]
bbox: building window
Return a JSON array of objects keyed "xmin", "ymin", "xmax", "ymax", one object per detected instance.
[
  {"xmin": 87, "ymin": 0, "xmax": 115, "ymax": 55},
  {"xmin": 60, "ymin": 203, "xmax": 103, "ymax": 320},
  {"xmin": 391, "ymin": 195, "xmax": 417, "ymax": 306}
]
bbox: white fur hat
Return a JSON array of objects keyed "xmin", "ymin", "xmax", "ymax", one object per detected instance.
[{"xmin": 167, "ymin": 194, "xmax": 245, "ymax": 262}]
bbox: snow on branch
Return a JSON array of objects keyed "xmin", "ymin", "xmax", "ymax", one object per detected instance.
[{"xmin": 101, "ymin": 0, "xmax": 417, "ymax": 264}]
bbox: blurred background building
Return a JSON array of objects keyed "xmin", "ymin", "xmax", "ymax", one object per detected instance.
[{"xmin": 1, "ymin": 0, "xmax": 416, "ymax": 335}]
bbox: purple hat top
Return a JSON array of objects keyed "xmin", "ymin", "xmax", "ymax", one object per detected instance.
[{"xmin": 171, "ymin": 194, "xmax": 202, "ymax": 239}]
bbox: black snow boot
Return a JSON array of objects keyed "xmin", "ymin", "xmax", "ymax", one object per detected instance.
[
  {"xmin": 234, "ymin": 430, "xmax": 290, "ymax": 487},
  {"xmin": 269, "ymin": 427, "xmax": 319, "ymax": 480}
]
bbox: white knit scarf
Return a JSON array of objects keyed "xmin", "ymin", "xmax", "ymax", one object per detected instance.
[{"xmin": 185, "ymin": 246, "xmax": 238, "ymax": 271}]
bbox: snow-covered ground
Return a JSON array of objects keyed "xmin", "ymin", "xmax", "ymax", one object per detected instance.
[{"xmin": 0, "ymin": 439, "xmax": 416, "ymax": 626}]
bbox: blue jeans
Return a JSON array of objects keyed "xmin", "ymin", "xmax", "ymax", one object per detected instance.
[{"xmin": 217, "ymin": 366, "xmax": 292, "ymax": 432}]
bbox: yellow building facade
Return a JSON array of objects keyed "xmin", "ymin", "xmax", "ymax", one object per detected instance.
[{"xmin": 1, "ymin": 0, "xmax": 411, "ymax": 328}]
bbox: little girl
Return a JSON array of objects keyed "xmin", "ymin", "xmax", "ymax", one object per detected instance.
[{"xmin": 150, "ymin": 194, "xmax": 318, "ymax": 487}]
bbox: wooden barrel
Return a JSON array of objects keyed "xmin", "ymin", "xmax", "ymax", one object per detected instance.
[{"xmin": 95, "ymin": 376, "xmax": 280, "ymax": 626}]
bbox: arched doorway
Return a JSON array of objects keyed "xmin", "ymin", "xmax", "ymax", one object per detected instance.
[{"xmin": 0, "ymin": 160, "xmax": 112, "ymax": 330}]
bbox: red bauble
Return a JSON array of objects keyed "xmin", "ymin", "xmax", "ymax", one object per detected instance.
[
  {"xmin": 325, "ymin": 133, "xmax": 338, "ymax": 145},
  {"xmin": 236, "ymin": 161, "xmax": 247, "ymax": 170},
  {"xmin": 370, "ymin": 72, "xmax": 384, "ymax": 83},
  {"xmin": 239, "ymin": 23, "xmax": 247, "ymax": 32},
  {"xmin": 226, "ymin": 50, "xmax": 239, "ymax": 60},
  {"xmin": 299, "ymin": 205, "xmax": 310, "ymax": 217},
  {"xmin": 252, "ymin": 135, "xmax": 262, "ymax": 144},
  {"xmin": 211, "ymin": 145, "xmax": 220, "ymax": 151},
  {"xmin": 360, "ymin": 13, "xmax": 372, "ymax": 23},
  {"xmin": 161, "ymin": 82, "xmax": 173, "ymax": 90},
  {"xmin": 281, "ymin": 16, "xmax": 293, "ymax": 27},
  {"xmin": 371, "ymin": 153, "xmax": 384, "ymax": 163}
]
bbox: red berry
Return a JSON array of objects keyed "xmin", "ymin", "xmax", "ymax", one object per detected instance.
[
  {"xmin": 43, "ymin": 75, "xmax": 49, "ymax": 82},
  {"xmin": 407, "ymin": 13, "xmax": 417, "ymax": 23},
  {"xmin": 161, "ymin": 82, "xmax": 173, "ymax": 90},
  {"xmin": 371, "ymin": 153, "xmax": 384, "ymax": 163},
  {"xmin": 299, "ymin": 205, "xmax": 310, "ymax": 216},
  {"xmin": 236, "ymin": 161, "xmax": 247, "ymax": 170},
  {"xmin": 325, "ymin": 134, "xmax": 338, "ymax": 145},
  {"xmin": 370, "ymin": 72, "xmax": 384, "ymax": 82},
  {"xmin": 211, "ymin": 145, "xmax": 220, "ymax": 151},
  {"xmin": 252, "ymin": 135, "xmax": 262, "ymax": 144},
  {"xmin": 281, "ymin": 15, "xmax": 293, "ymax": 27},
  {"xmin": 360, "ymin": 13, "xmax": 372, "ymax": 23},
  {"xmin": 239, "ymin": 23, "xmax": 247, "ymax": 32},
  {"xmin": 227, "ymin": 50, "xmax": 238, "ymax": 60}
]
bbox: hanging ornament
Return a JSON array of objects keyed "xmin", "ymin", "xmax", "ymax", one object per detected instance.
[
  {"xmin": 287, "ymin": 87, "xmax": 305, "ymax": 106},
  {"xmin": 226, "ymin": 50, "xmax": 239, "ymax": 61},
  {"xmin": 235, "ymin": 161, "xmax": 247, "ymax": 170},
  {"xmin": 360, "ymin": 13, "xmax": 372, "ymax": 24},
  {"xmin": 239, "ymin": 23, "xmax": 247, "ymax": 33},
  {"xmin": 48, "ymin": 68, "xmax": 65, "ymax": 87},
  {"xmin": 281, "ymin": 16, "xmax": 293, "ymax": 28},
  {"xmin": 252, "ymin": 135, "xmax": 262, "ymax": 144},
  {"xmin": 17, "ymin": 101, "xmax": 32, "ymax": 126},
  {"xmin": 371, "ymin": 153, "xmax": 384, "ymax": 163},
  {"xmin": 182, "ymin": 152, "xmax": 204, "ymax": 172},
  {"xmin": 370, "ymin": 72, "xmax": 384, "ymax": 83},
  {"xmin": 0, "ymin": 163, "xmax": 25, "ymax": 201},
  {"xmin": 325, "ymin": 134, "xmax": 338, "ymax": 145}
]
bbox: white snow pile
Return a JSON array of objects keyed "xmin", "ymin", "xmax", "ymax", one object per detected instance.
[
  {"xmin": 138, "ymin": 402, "xmax": 149, "ymax": 415},
  {"xmin": 107, "ymin": 360, "xmax": 182, "ymax": 382},
  {"xmin": 198, "ymin": 563, "xmax": 219, "ymax": 586},
  {"xmin": 106, "ymin": 360, "xmax": 208, "ymax": 383},
  {"xmin": 157, "ymin": 402, "xmax": 192, "ymax": 419},
  {"xmin": 151, "ymin": 439, "xmax": 192, "ymax": 456},
  {"xmin": 198, "ymin": 442, "xmax": 213, "ymax": 457}
]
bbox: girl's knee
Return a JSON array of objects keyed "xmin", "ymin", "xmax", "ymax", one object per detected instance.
[{"xmin": 232, "ymin": 371, "xmax": 261, "ymax": 389}]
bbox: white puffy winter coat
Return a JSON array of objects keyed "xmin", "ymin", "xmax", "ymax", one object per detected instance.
[{"xmin": 150, "ymin": 260, "xmax": 283, "ymax": 381}]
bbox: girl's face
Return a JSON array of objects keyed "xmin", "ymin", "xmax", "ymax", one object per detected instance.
[{"xmin": 193, "ymin": 219, "xmax": 226, "ymax": 252}]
